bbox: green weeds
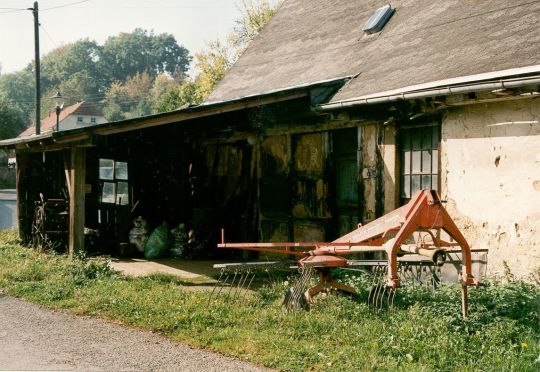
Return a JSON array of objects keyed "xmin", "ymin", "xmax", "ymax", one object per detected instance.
[{"xmin": 0, "ymin": 229, "xmax": 538, "ymax": 371}]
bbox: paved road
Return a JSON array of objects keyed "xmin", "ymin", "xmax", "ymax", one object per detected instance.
[{"xmin": 0, "ymin": 291, "xmax": 268, "ymax": 371}]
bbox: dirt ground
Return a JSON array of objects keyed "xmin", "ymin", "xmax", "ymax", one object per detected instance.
[
  {"xmin": 0, "ymin": 291, "xmax": 270, "ymax": 371},
  {"xmin": 108, "ymin": 258, "xmax": 221, "ymax": 280}
]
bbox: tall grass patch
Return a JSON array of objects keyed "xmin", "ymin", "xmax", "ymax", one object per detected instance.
[{"xmin": 0, "ymin": 230, "xmax": 538, "ymax": 371}]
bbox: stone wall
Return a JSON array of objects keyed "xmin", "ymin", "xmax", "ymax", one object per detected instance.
[{"xmin": 441, "ymin": 99, "xmax": 540, "ymax": 278}]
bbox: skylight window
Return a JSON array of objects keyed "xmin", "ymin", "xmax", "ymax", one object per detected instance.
[{"xmin": 363, "ymin": 4, "xmax": 394, "ymax": 34}]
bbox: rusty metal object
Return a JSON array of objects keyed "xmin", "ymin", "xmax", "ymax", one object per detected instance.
[{"xmin": 216, "ymin": 190, "xmax": 479, "ymax": 316}]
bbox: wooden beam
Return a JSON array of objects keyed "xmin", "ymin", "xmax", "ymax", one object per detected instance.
[
  {"xmin": 15, "ymin": 152, "xmax": 30, "ymax": 243},
  {"xmin": 68, "ymin": 147, "xmax": 86, "ymax": 257},
  {"xmin": 14, "ymin": 135, "xmax": 101, "ymax": 153},
  {"xmin": 63, "ymin": 150, "xmax": 72, "ymax": 197},
  {"xmin": 51, "ymin": 92, "xmax": 309, "ymax": 141}
]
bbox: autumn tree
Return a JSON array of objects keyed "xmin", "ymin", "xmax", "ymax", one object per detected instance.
[{"xmin": 154, "ymin": 0, "xmax": 281, "ymax": 112}]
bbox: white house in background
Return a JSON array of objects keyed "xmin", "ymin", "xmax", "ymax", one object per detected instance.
[{"xmin": 18, "ymin": 101, "xmax": 107, "ymax": 137}]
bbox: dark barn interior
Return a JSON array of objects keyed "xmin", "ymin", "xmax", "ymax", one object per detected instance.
[{"xmin": 13, "ymin": 91, "xmax": 396, "ymax": 260}]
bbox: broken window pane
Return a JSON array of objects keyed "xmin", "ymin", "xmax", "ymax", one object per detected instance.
[
  {"xmin": 115, "ymin": 162, "xmax": 128, "ymax": 180},
  {"xmin": 101, "ymin": 182, "xmax": 115, "ymax": 203},
  {"xmin": 116, "ymin": 182, "xmax": 129, "ymax": 205},
  {"xmin": 99, "ymin": 159, "xmax": 114, "ymax": 180}
]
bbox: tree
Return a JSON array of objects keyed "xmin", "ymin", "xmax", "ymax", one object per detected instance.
[
  {"xmin": 193, "ymin": 40, "xmax": 235, "ymax": 100},
  {"xmin": 233, "ymin": 0, "xmax": 282, "ymax": 51},
  {"xmin": 103, "ymin": 72, "xmax": 155, "ymax": 120},
  {"xmin": 40, "ymin": 40, "xmax": 103, "ymax": 99},
  {"xmin": 156, "ymin": 0, "xmax": 281, "ymax": 110},
  {"xmin": 100, "ymin": 28, "xmax": 191, "ymax": 85},
  {"xmin": 0, "ymin": 71, "xmax": 35, "ymax": 123},
  {"xmin": 153, "ymin": 81, "xmax": 202, "ymax": 113},
  {"xmin": 0, "ymin": 94, "xmax": 27, "ymax": 139}
]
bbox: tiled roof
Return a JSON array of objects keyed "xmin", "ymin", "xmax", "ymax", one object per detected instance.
[
  {"xmin": 206, "ymin": 0, "xmax": 540, "ymax": 104},
  {"xmin": 18, "ymin": 101, "xmax": 103, "ymax": 137}
]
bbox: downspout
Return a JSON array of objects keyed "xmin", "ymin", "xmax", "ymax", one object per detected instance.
[{"xmin": 316, "ymin": 75, "xmax": 540, "ymax": 110}]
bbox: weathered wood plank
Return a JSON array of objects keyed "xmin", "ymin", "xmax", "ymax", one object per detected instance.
[
  {"xmin": 68, "ymin": 147, "xmax": 86, "ymax": 257},
  {"xmin": 15, "ymin": 152, "xmax": 30, "ymax": 242}
]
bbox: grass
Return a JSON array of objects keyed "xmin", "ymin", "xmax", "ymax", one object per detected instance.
[{"xmin": 0, "ymin": 229, "xmax": 539, "ymax": 371}]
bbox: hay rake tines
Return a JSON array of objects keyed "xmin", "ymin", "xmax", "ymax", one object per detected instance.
[
  {"xmin": 216, "ymin": 190, "xmax": 480, "ymax": 317},
  {"xmin": 209, "ymin": 262, "xmax": 282, "ymax": 304},
  {"xmin": 282, "ymin": 266, "xmax": 313, "ymax": 312}
]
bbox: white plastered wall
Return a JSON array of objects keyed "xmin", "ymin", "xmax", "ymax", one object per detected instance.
[{"xmin": 441, "ymin": 99, "xmax": 540, "ymax": 278}]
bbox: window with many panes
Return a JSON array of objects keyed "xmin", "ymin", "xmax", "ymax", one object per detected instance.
[
  {"xmin": 99, "ymin": 159, "xmax": 129, "ymax": 205},
  {"xmin": 400, "ymin": 124, "xmax": 440, "ymax": 201}
]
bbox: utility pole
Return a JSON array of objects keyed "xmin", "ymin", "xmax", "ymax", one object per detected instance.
[{"xmin": 30, "ymin": 2, "xmax": 41, "ymax": 135}]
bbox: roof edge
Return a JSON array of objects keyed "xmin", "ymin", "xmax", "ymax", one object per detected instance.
[
  {"xmin": 320, "ymin": 65, "xmax": 540, "ymax": 109},
  {"xmin": 203, "ymin": 75, "xmax": 355, "ymax": 106},
  {"xmin": 0, "ymin": 77, "xmax": 350, "ymax": 149}
]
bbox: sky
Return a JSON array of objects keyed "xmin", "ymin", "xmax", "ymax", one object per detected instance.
[{"xmin": 0, "ymin": 0, "xmax": 245, "ymax": 76}]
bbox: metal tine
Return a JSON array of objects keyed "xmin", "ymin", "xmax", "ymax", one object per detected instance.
[
  {"xmin": 240, "ymin": 268, "xmax": 256, "ymax": 297},
  {"xmin": 388, "ymin": 287, "xmax": 396, "ymax": 309},
  {"xmin": 370, "ymin": 265, "xmax": 381, "ymax": 308},
  {"xmin": 297, "ymin": 266, "xmax": 313, "ymax": 302},
  {"xmin": 224, "ymin": 269, "xmax": 239, "ymax": 303},
  {"xmin": 240, "ymin": 269, "xmax": 257, "ymax": 304},
  {"xmin": 213, "ymin": 270, "xmax": 231, "ymax": 302},
  {"xmin": 231, "ymin": 269, "xmax": 247, "ymax": 300},
  {"xmin": 292, "ymin": 267, "xmax": 308, "ymax": 301},
  {"xmin": 287, "ymin": 266, "xmax": 311, "ymax": 310},
  {"xmin": 208, "ymin": 268, "xmax": 226, "ymax": 304},
  {"xmin": 376, "ymin": 266, "xmax": 386, "ymax": 309},
  {"xmin": 235, "ymin": 268, "xmax": 251, "ymax": 299},
  {"xmin": 290, "ymin": 265, "xmax": 313, "ymax": 310},
  {"xmin": 372, "ymin": 266, "xmax": 381, "ymax": 308},
  {"xmin": 367, "ymin": 265, "xmax": 380, "ymax": 306},
  {"xmin": 377, "ymin": 266, "xmax": 388, "ymax": 309}
]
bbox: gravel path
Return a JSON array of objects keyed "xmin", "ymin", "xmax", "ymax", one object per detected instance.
[{"xmin": 0, "ymin": 291, "xmax": 270, "ymax": 371}]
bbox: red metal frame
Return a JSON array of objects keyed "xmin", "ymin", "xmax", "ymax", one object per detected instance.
[{"xmin": 218, "ymin": 189, "xmax": 478, "ymax": 290}]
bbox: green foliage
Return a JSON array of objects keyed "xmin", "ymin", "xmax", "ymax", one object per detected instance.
[
  {"xmin": 0, "ymin": 71, "xmax": 35, "ymax": 123},
  {"xmin": 0, "ymin": 94, "xmax": 27, "ymax": 139},
  {"xmin": 233, "ymin": 0, "xmax": 283, "ymax": 50},
  {"xmin": 156, "ymin": 0, "xmax": 281, "ymax": 108},
  {"xmin": 0, "ymin": 28, "xmax": 192, "ymax": 131},
  {"xmin": 103, "ymin": 72, "xmax": 154, "ymax": 120},
  {"xmin": 0, "ymin": 2, "xmax": 279, "ymax": 135},
  {"xmin": 0, "ymin": 232, "xmax": 538, "ymax": 372},
  {"xmin": 100, "ymin": 28, "xmax": 190, "ymax": 84},
  {"xmin": 152, "ymin": 80, "xmax": 201, "ymax": 112}
]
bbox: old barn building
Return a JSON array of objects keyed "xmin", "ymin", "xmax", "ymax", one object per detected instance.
[{"xmin": 1, "ymin": 0, "xmax": 539, "ymax": 277}]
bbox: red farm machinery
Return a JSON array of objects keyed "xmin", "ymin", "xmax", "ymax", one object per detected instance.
[{"xmin": 211, "ymin": 189, "xmax": 481, "ymax": 317}]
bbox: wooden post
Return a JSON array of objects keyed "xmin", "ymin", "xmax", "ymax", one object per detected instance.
[
  {"xmin": 15, "ymin": 152, "xmax": 30, "ymax": 243},
  {"xmin": 68, "ymin": 147, "xmax": 86, "ymax": 257}
]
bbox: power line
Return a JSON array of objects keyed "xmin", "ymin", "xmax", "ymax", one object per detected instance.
[
  {"xmin": 41, "ymin": 25, "xmax": 59, "ymax": 49},
  {"xmin": 0, "ymin": 7, "xmax": 25, "ymax": 14},
  {"xmin": 41, "ymin": 0, "xmax": 92, "ymax": 12}
]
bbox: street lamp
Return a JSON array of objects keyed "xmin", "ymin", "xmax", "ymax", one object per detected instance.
[{"xmin": 50, "ymin": 90, "xmax": 64, "ymax": 132}]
